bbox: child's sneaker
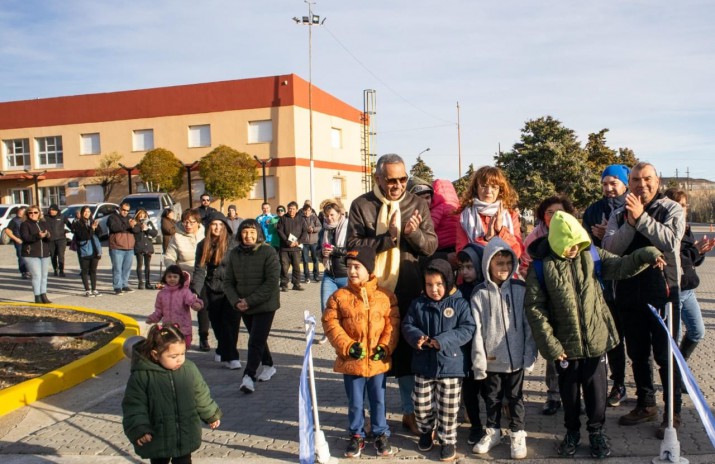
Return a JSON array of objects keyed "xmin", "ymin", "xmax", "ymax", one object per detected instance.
[
  {"xmin": 257, "ymin": 365, "xmax": 276, "ymax": 381},
  {"xmin": 418, "ymin": 431, "xmax": 434, "ymax": 451},
  {"xmin": 589, "ymin": 429, "xmax": 611, "ymax": 459},
  {"xmin": 557, "ymin": 430, "xmax": 580, "ymax": 456},
  {"xmin": 439, "ymin": 443, "xmax": 457, "ymax": 461},
  {"xmin": 227, "ymin": 360, "xmax": 242, "ymax": 370},
  {"xmin": 607, "ymin": 384, "xmax": 627, "ymax": 407},
  {"xmin": 509, "ymin": 430, "xmax": 527, "ymax": 459},
  {"xmin": 473, "ymin": 427, "xmax": 501, "ymax": 454},
  {"xmin": 239, "ymin": 375, "xmax": 254, "ymax": 393},
  {"xmin": 344, "ymin": 435, "xmax": 364, "ymax": 458},
  {"xmin": 374, "ymin": 434, "xmax": 393, "ymax": 456}
]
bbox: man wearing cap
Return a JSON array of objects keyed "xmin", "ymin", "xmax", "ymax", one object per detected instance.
[
  {"xmin": 346, "ymin": 153, "xmax": 438, "ymax": 435},
  {"xmin": 44, "ymin": 204, "xmax": 69, "ymax": 277},
  {"xmin": 582, "ymin": 164, "xmax": 630, "ymax": 408},
  {"xmin": 226, "ymin": 205, "xmax": 243, "ymax": 238},
  {"xmin": 602, "ymin": 161, "xmax": 685, "ymax": 438}
]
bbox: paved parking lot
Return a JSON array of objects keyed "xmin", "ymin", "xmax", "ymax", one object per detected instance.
[{"xmin": 1, "ymin": 229, "xmax": 715, "ymax": 463}]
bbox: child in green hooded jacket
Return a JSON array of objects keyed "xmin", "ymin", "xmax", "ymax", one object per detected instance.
[{"xmin": 524, "ymin": 211, "xmax": 663, "ymax": 459}]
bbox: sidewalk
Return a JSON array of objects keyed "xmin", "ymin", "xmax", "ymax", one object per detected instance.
[{"xmin": 1, "ymin": 237, "xmax": 714, "ymax": 463}]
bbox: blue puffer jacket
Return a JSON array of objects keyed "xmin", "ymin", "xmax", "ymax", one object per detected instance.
[{"xmin": 402, "ymin": 259, "xmax": 476, "ymax": 378}]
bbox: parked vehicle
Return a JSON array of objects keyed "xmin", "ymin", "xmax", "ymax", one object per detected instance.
[
  {"xmin": 0, "ymin": 203, "xmax": 29, "ymax": 245},
  {"xmin": 120, "ymin": 193, "xmax": 182, "ymax": 243},
  {"xmin": 62, "ymin": 203, "xmax": 118, "ymax": 240}
]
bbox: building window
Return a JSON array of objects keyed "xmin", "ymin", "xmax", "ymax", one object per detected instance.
[
  {"xmin": 11, "ymin": 188, "xmax": 32, "ymax": 204},
  {"xmin": 250, "ymin": 175, "xmax": 276, "ymax": 200},
  {"xmin": 80, "ymin": 133, "xmax": 101, "ymax": 155},
  {"xmin": 133, "ymin": 129, "xmax": 154, "ymax": 151},
  {"xmin": 40, "ymin": 186, "xmax": 66, "ymax": 208},
  {"xmin": 36, "ymin": 136, "xmax": 63, "ymax": 167},
  {"xmin": 331, "ymin": 127, "xmax": 342, "ymax": 149},
  {"xmin": 3, "ymin": 138, "xmax": 30, "ymax": 170},
  {"xmin": 332, "ymin": 176, "xmax": 346, "ymax": 198},
  {"xmin": 248, "ymin": 120, "xmax": 273, "ymax": 144},
  {"xmin": 188, "ymin": 125, "xmax": 211, "ymax": 148}
]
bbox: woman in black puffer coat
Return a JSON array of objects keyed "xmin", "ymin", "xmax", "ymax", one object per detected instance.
[
  {"xmin": 133, "ymin": 209, "xmax": 158, "ymax": 290},
  {"xmin": 20, "ymin": 205, "xmax": 52, "ymax": 303}
]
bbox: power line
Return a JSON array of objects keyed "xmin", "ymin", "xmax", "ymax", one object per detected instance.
[{"xmin": 380, "ymin": 123, "xmax": 454, "ymax": 134}]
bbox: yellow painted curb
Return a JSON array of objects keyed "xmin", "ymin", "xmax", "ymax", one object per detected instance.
[{"xmin": 0, "ymin": 302, "xmax": 140, "ymax": 417}]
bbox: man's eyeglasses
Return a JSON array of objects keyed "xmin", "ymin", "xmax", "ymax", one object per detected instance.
[
  {"xmin": 121, "ymin": 209, "xmax": 130, "ymax": 213},
  {"xmin": 201, "ymin": 198, "xmax": 210, "ymax": 202},
  {"xmin": 384, "ymin": 176, "xmax": 408, "ymax": 186},
  {"xmin": 183, "ymin": 220, "xmax": 198, "ymax": 225}
]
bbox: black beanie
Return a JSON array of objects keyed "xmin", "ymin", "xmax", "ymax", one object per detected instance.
[{"xmin": 345, "ymin": 246, "xmax": 376, "ymax": 275}]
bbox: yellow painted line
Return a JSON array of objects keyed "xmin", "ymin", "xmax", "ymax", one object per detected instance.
[{"xmin": 0, "ymin": 302, "xmax": 140, "ymax": 417}]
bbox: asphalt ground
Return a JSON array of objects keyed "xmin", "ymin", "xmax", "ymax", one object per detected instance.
[{"xmin": 1, "ymin": 226, "xmax": 715, "ymax": 463}]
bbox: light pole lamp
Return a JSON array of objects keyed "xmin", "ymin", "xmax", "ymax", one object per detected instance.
[
  {"xmin": 417, "ymin": 147, "xmax": 430, "ymax": 157},
  {"xmin": 23, "ymin": 169, "xmax": 47, "ymax": 205},
  {"xmin": 184, "ymin": 161, "xmax": 199, "ymax": 208},
  {"xmin": 254, "ymin": 156, "xmax": 273, "ymax": 206},
  {"xmin": 293, "ymin": 1, "xmax": 325, "ymax": 206},
  {"xmin": 118, "ymin": 163, "xmax": 138, "ymax": 195}
]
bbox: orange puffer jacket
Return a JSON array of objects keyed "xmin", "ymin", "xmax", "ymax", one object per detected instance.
[{"xmin": 322, "ymin": 275, "xmax": 400, "ymax": 377}]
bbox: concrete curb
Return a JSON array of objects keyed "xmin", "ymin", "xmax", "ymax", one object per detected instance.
[{"xmin": 0, "ymin": 302, "xmax": 140, "ymax": 417}]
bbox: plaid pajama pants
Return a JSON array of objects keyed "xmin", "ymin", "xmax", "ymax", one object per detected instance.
[{"xmin": 412, "ymin": 375, "xmax": 462, "ymax": 444}]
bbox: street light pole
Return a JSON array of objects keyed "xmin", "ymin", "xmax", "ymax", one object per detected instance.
[
  {"xmin": 293, "ymin": 1, "xmax": 324, "ymax": 206},
  {"xmin": 254, "ymin": 156, "xmax": 273, "ymax": 205},
  {"xmin": 417, "ymin": 147, "xmax": 431, "ymax": 158},
  {"xmin": 184, "ymin": 161, "xmax": 199, "ymax": 208},
  {"xmin": 118, "ymin": 163, "xmax": 137, "ymax": 195},
  {"xmin": 23, "ymin": 169, "xmax": 47, "ymax": 205}
]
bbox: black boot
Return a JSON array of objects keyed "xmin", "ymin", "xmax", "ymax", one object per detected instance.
[
  {"xmin": 144, "ymin": 269, "xmax": 154, "ymax": 289},
  {"xmin": 680, "ymin": 337, "xmax": 698, "ymax": 360},
  {"xmin": 59, "ymin": 266, "xmax": 66, "ymax": 278},
  {"xmin": 34, "ymin": 295, "xmax": 42, "ymax": 303},
  {"xmin": 41, "ymin": 294, "xmax": 52, "ymax": 304}
]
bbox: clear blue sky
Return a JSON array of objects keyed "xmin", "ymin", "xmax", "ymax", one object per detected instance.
[{"xmin": 1, "ymin": 1, "xmax": 713, "ymax": 181}]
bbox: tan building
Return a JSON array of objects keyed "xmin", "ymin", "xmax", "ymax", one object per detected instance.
[{"xmin": 0, "ymin": 74, "xmax": 367, "ymax": 215}]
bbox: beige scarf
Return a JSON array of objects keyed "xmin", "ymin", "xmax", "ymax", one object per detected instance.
[{"xmin": 373, "ymin": 184, "xmax": 403, "ymax": 292}]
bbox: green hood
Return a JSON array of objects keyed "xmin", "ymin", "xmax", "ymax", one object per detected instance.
[{"xmin": 547, "ymin": 211, "xmax": 591, "ymax": 258}]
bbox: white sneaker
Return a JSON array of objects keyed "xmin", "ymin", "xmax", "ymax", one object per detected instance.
[
  {"xmin": 257, "ymin": 365, "xmax": 276, "ymax": 382},
  {"xmin": 214, "ymin": 354, "xmax": 222, "ymax": 363},
  {"xmin": 473, "ymin": 427, "xmax": 501, "ymax": 454},
  {"xmin": 92, "ymin": 290, "xmax": 102, "ymax": 297},
  {"xmin": 227, "ymin": 360, "xmax": 242, "ymax": 370},
  {"xmin": 240, "ymin": 375, "xmax": 255, "ymax": 393},
  {"xmin": 510, "ymin": 430, "xmax": 527, "ymax": 459}
]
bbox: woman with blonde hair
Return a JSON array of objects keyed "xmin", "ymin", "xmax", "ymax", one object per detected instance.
[
  {"xmin": 456, "ymin": 166, "xmax": 524, "ymax": 258},
  {"xmin": 20, "ymin": 205, "xmax": 52, "ymax": 303},
  {"xmin": 132, "ymin": 208, "xmax": 158, "ymax": 289}
]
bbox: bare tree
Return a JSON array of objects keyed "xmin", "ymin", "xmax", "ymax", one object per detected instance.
[{"xmin": 94, "ymin": 152, "xmax": 124, "ymax": 201}]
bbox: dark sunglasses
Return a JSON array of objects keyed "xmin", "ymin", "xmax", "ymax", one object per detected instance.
[{"xmin": 384, "ymin": 176, "xmax": 408, "ymax": 186}]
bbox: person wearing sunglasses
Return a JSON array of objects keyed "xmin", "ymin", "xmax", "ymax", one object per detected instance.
[
  {"xmin": 346, "ymin": 153, "xmax": 438, "ymax": 436},
  {"xmin": 107, "ymin": 202, "xmax": 141, "ymax": 296},
  {"xmin": 19, "ymin": 205, "xmax": 52, "ymax": 303}
]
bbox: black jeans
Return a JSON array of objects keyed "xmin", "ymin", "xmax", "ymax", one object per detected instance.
[
  {"xmin": 150, "ymin": 455, "xmax": 191, "ymax": 464},
  {"xmin": 241, "ymin": 311, "xmax": 275, "ymax": 380},
  {"xmin": 621, "ymin": 302, "xmax": 682, "ymax": 413},
  {"xmin": 49, "ymin": 239, "xmax": 67, "ymax": 272},
  {"xmin": 14, "ymin": 242, "xmax": 28, "ymax": 274},
  {"xmin": 462, "ymin": 375, "xmax": 483, "ymax": 433},
  {"xmin": 279, "ymin": 250, "xmax": 301, "ymax": 287},
  {"xmin": 301, "ymin": 243, "xmax": 320, "ymax": 279},
  {"xmin": 556, "ymin": 356, "xmax": 608, "ymax": 433},
  {"xmin": 79, "ymin": 256, "xmax": 100, "ymax": 292},
  {"xmin": 481, "ymin": 369, "xmax": 525, "ymax": 431},
  {"xmin": 135, "ymin": 253, "xmax": 152, "ymax": 285},
  {"xmin": 205, "ymin": 288, "xmax": 240, "ymax": 362}
]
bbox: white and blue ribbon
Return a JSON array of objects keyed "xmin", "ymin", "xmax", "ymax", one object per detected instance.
[
  {"xmin": 299, "ymin": 315, "xmax": 317, "ymax": 464},
  {"xmin": 648, "ymin": 304, "xmax": 715, "ymax": 449}
]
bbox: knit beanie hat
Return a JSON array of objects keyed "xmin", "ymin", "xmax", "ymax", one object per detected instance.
[
  {"xmin": 345, "ymin": 246, "xmax": 376, "ymax": 274},
  {"xmin": 601, "ymin": 164, "xmax": 630, "ymax": 186}
]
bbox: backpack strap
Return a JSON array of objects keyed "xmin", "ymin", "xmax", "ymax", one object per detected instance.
[
  {"xmin": 589, "ymin": 244, "xmax": 603, "ymax": 288},
  {"xmin": 533, "ymin": 258, "xmax": 546, "ymax": 291}
]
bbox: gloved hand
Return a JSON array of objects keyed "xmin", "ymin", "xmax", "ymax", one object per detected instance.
[
  {"xmin": 372, "ymin": 345, "xmax": 387, "ymax": 361},
  {"xmin": 349, "ymin": 342, "xmax": 365, "ymax": 360}
]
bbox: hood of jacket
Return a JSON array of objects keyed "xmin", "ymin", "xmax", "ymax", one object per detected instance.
[
  {"xmin": 165, "ymin": 270, "xmax": 192, "ymax": 291},
  {"xmin": 458, "ymin": 243, "xmax": 485, "ymax": 285},
  {"xmin": 547, "ymin": 211, "xmax": 591, "ymax": 258},
  {"xmin": 432, "ymin": 179, "xmax": 459, "ymax": 209},
  {"xmin": 425, "ymin": 258, "xmax": 455, "ymax": 295},
  {"xmin": 480, "ymin": 237, "xmax": 517, "ymax": 287},
  {"xmin": 205, "ymin": 211, "xmax": 232, "ymax": 236}
]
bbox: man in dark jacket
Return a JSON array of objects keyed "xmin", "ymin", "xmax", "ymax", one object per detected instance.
[
  {"xmin": 108, "ymin": 202, "xmax": 140, "ymax": 295},
  {"xmin": 346, "ymin": 153, "xmax": 438, "ymax": 435},
  {"xmin": 6, "ymin": 205, "xmax": 29, "ymax": 279},
  {"xmin": 602, "ymin": 162, "xmax": 685, "ymax": 438},
  {"xmin": 44, "ymin": 204, "xmax": 68, "ymax": 277},
  {"xmin": 197, "ymin": 193, "xmax": 218, "ymax": 228},
  {"xmin": 276, "ymin": 201, "xmax": 308, "ymax": 291},
  {"xmin": 300, "ymin": 204, "xmax": 322, "ymax": 283},
  {"xmin": 582, "ymin": 164, "xmax": 630, "ymax": 408}
]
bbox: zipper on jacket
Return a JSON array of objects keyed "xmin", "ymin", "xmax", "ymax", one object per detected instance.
[
  {"xmin": 499, "ymin": 287, "xmax": 515, "ymax": 371},
  {"xmin": 569, "ymin": 260, "xmax": 590, "ymax": 358},
  {"xmin": 170, "ymin": 372, "xmax": 181, "ymax": 450},
  {"xmin": 361, "ymin": 287, "xmax": 370, "ymax": 370}
]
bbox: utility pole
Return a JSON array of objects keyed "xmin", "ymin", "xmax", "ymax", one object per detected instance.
[{"xmin": 456, "ymin": 101, "xmax": 462, "ymax": 179}]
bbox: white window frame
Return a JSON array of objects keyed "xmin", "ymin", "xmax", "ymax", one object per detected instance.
[
  {"xmin": 188, "ymin": 124, "xmax": 211, "ymax": 148},
  {"xmin": 248, "ymin": 120, "xmax": 273, "ymax": 144},
  {"xmin": 11, "ymin": 188, "xmax": 32, "ymax": 204},
  {"xmin": 36, "ymin": 136, "xmax": 63, "ymax": 167},
  {"xmin": 80, "ymin": 133, "xmax": 101, "ymax": 155},
  {"xmin": 3, "ymin": 138, "xmax": 30, "ymax": 170},
  {"xmin": 132, "ymin": 129, "xmax": 154, "ymax": 151},
  {"xmin": 39, "ymin": 186, "xmax": 66, "ymax": 209},
  {"xmin": 249, "ymin": 175, "xmax": 276, "ymax": 200},
  {"xmin": 331, "ymin": 127, "xmax": 342, "ymax": 149},
  {"xmin": 332, "ymin": 176, "xmax": 346, "ymax": 198}
]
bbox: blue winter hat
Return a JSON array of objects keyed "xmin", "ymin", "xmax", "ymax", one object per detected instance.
[{"xmin": 601, "ymin": 164, "xmax": 630, "ymax": 186}]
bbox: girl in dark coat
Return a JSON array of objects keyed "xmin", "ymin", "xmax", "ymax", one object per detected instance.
[
  {"xmin": 133, "ymin": 209, "xmax": 158, "ymax": 289},
  {"xmin": 73, "ymin": 205, "xmax": 103, "ymax": 297},
  {"xmin": 20, "ymin": 205, "xmax": 52, "ymax": 303}
]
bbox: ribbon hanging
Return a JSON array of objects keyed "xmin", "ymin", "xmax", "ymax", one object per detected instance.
[{"xmin": 299, "ymin": 315, "xmax": 317, "ymax": 464}]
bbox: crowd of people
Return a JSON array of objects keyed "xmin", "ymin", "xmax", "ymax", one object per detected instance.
[{"xmin": 8, "ymin": 154, "xmax": 714, "ymax": 463}]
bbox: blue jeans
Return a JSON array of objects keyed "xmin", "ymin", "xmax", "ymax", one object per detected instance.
[
  {"xmin": 680, "ymin": 289, "xmax": 705, "ymax": 343},
  {"xmin": 109, "ymin": 249, "xmax": 134, "ymax": 290},
  {"xmin": 344, "ymin": 373, "xmax": 389, "ymax": 437},
  {"xmin": 14, "ymin": 242, "xmax": 28, "ymax": 274},
  {"xmin": 398, "ymin": 375, "xmax": 415, "ymax": 414},
  {"xmin": 301, "ymin": 243, "xmax": 320, "ymax": 279},
  {"xmin": 320, "ymin": 273, "xmax": 348, "ymax": 312},
  {"xmin": 25, "ymin": 257, "xmax": 49, "ymax": 295}
]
